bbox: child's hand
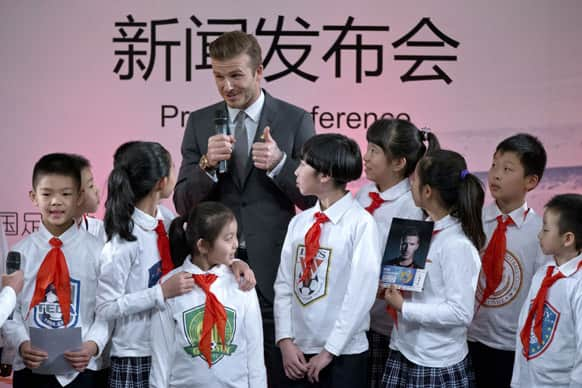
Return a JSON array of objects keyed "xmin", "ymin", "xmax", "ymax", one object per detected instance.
[
  {"xmin": 19, "ymin": 341, "xmax": 48, "ymax": 369},
  {"xmin": 162, "ymin": 272, "xmax": 195, "ymax": 299},
  {"xmin": 384, "ymin": 285, "xmax": 404, "ymax": 311},
  {"xmin": 279, "ymin": 338, "xmax": 308, "ymax": 380},
  {"xmin": 306, "ymin": 349, "xmax": 333, "ymax": 383},
  {"xmin": 64, "ymin": 341, "xmax": 98, "ymax": 372},
  {"xmin": 376, "ymin": 281, "xmax": 385, "ymax": 299},
  {"xmin": 231, "ymin": 260, "xmax": 256, "ymax": 291}
]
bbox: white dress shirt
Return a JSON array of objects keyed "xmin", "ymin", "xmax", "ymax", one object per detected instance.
[
  {"xmin": 511, "ymin": 254, "xmax": 582, "ymax": 387},
  {"xmin": 150, "ymin": 258, "xmax": 266, "ymax": 388},
  {"xmin": 468, "ymin": 202, "xmax": 550, "ymax": 350},
  {"xmin": 274, "ymin": 192, "xmax": 381, "ymax": 356},
  {"xmin": 390, "ymin": 215, "xmax": 481, "ymax": 367},
  {"xmin": 96, "ymin": 207, "xmax": 166, "ymax": 358},
  {"xmin": 355, "ymin": 179, "xmax": 424, "ymax": 336},
  {"xmin": 2, "ymin": 223, "xmax": 109, "ymax": 386}
]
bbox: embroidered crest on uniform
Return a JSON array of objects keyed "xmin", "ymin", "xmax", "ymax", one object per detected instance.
[
  {"xmin": 294, "ymin": 244, "xmax": 332, "ymax": 306},
  {"xmin": 148, "ymin": 261, "xmax": 162, "ymax": 288},
  {"xmin": 476, "ymin": 249, "xmax": 523, "ymax": 307},
  {"xmin": 33, "ymin": 278, "xmax": 80, "ymax": 329},
  {"xmin": 523, "ymin": 301, "xmax": 560, "ymax": 360},
  {"xmin": 182, "ymin": 304, "xmax": 238, "ymax": 365}
]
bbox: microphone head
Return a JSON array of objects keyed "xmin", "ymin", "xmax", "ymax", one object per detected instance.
[
  {"xmin": 214, "ymin": 109, "xmax": 228, "ymax": 125},
  {"xmin": 6, "ymin": 251, "xmax": 21, "ymax": 274}
]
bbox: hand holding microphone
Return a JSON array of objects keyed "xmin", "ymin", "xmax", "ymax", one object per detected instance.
[
  {"xmin": 2, "ymin": 251, "xmax": 23, "ymax": 295},
  {"xmin": 205, "ymin": 110, "xmax": 234, "ymax": 173}
]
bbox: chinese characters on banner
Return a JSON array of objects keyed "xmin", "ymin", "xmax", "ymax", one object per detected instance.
[{"xmin": 113, "ymin": 15, "xmax": 459, "ymax": 84}]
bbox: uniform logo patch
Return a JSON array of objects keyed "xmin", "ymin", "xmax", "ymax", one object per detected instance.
[
  {"xmin": 33, "ymin": 278, "xmax": 80, "ymax": 329},
  {"xmin": 293, "ymin": 244, "xmax": 332, "ymax": 306},
  {"xmin": 182, "ymin": 304, "xmax": 237, "ymax": 365},
  {"xmin": 148, "ymin": 261, "xmax": 162, "ymax": 288},
  {"xmin": 523, "ymin": 301, "xmax": 560, "ymax": 360},
  {"xmin": 476, "ymin": 249, "xmax": 523, "ymax": 307}
]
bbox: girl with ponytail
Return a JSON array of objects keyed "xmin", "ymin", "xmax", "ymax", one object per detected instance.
[
  {"xmin": 150, "ymin": 202, "xmax": 266, "ymax": 387},
  {"xmin": 382, "ymin": 149, "xmax": 484, "ymax": 388},
  {"xmin": 355, "ymin": 118, "xmax": 440, "ymax": 388},
  {"xmin": 97, "ymin": 141, "xmax": 195, "ymax": 388}
]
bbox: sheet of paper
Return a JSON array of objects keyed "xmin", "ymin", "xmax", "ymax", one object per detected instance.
[{"xmin": 29, "ymin": 326, "xmax": 82, "ymax": 375}]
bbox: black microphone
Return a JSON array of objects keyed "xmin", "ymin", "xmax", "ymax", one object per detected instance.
[
  {"xmin": 214, "ymin": 110, "xmax": 230, "ymax": 174},
  {"xmin": 5, "ymin": 251, "xmax": 20, "ymax": 274}
]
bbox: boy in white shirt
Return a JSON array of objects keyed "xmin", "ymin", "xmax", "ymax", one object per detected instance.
[
  {"xmin": 2, "ymin": 153, "xmax": 110, "ymax": 388},
  {"xmin": 512, "ymin": 194, "xmax": 582, "ymax": 387},
  {"xmin": 468, "ymin": 133, "xmax": 549, "ymax": 387},
  {"xmin": 274, "ymin": 133, "xmax": 381, "ymax": 387}
]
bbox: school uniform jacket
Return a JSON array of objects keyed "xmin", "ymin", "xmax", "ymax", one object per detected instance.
[
  {"xmin": 390, "ymin": 215, "xmax": 481, "ymax": 368},
  {"xmin": 511, "ymin": 254, "xmax": 582, "ymax": 387},
  {"xmin": 2, "ymin": 223, "xmax": 109, "ymax": 386},
  {"xmin": 468, "ymin": 202, "xmax": 550, "ymax": 350},
  {"xmin": 355, "ymin": 180, "xmax": 424, "ymax": 336},
  {"xmin": 274, "ymin": 193, "xmax": 381, "ymax": 356},
  {"xmin": 96, "ymin": 207, "xmax": 171, "ymax": 358},
  {"xmin": 150, "ymin": 259, "xmax": 266, "ymax": 388}
]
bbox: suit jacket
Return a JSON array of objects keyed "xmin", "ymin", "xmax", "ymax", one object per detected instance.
[{"xmin": 173, "ymin": 90, "xmax": 316, "ymax": 302}]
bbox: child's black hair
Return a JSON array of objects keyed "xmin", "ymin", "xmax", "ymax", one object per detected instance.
[
  {"xmin": 366, "ymin": 119, "xmax": 440, "ymax": 177},
  {"xmin": 169, "ymin": 201, "xmax": 236, "ymax": 267},
  {"xmin": 417, "ymin": 149, "xmax": 486, "ymax": 250},
  {"xmin": 300, "ymin": 133, "xmax": 362, "ymax": 188},
  {"xmin": 495, "ymin": 133, "xmax": 547, "ymax": 181},
  {"xmin": 545, "ymin": 194, "xmax": 582, "ymax": 251},
  {"xmin": 104, "ymin": 141, "xmax": 171, "ymax": 241},
  {"xmin": 32, "ymin": 153, "xmax": 82, "ymax": 190}
]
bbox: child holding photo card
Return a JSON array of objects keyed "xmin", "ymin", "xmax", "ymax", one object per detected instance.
[
  {"xmin": 382, "ymin": 150, "xmax": 485, "ymax": 388},
  {"xmin": 355, "ymin": 118, "xmax": 439, "ymax": 388}
]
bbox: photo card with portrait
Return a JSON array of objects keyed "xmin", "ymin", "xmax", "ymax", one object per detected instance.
[{"xmin": 380, "ymin": 217, "xmax": 434, "ymax": 292}]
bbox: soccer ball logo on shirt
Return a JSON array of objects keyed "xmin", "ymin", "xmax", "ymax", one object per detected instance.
[{"xmin": 293, "ymin": 245, "xmax": 332, "ymax": 305}]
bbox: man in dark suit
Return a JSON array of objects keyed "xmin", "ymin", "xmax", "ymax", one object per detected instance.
[{"xmin": 173, "ymin": 31, "xmax": 316, "ymax": 385}]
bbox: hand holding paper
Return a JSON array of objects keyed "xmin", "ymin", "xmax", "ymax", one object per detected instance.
[
  {"xmin": 384, "ymin": 285, "xmax": 404, "ymax": 312},
  {"xmin": 64, "ymin": 341, "xmax": 98, "ymax": 372},
  {"xmin": 19, "ymin": 341, "xmax": 48, "ymax": 369}
]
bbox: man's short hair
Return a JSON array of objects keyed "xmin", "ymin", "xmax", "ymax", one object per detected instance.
[
  {"xmin": 209, "ymin": 31, "xmax": 262, "ymax": 71},
  {"xmin": 32, "ymin": 153, "xmax": 82, "ymax": 190},
  {"xmin": 401, "ymin": 227, "xmax": 420, "ymax": 240},
  {"xmin": 496, "ymin": 133, "xmax": 547, "ymax": 181}
]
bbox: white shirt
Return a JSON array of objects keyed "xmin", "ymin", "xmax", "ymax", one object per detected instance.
[
  {"xmin": 96, "ymin": 207, "xmax": 166, "ymax": 357},
  {"xmin": 150, "ymin": 259, "xmax": 266, "ymax": 388},
  {"xmin": 2, "ymin": 223, "xmax": 109, "ymax": 386},
  {"xmin": 0, "ymin": 286, "xmax": 16, "ymax": 328},
  {"xmin": 274, "ymin": 193, "xmax": 381, "ymax": 356},
  {"xmin": 511, "ymin": 254, "xmax": 582, "ymax": 387},
  {"xmin": 468, "ymin": 202, "xmax": 550, "ymax": 350},
  {"xmin": 79, "ymin": 215, "xmax": 106, "ymax": 243},
  {"xmin": 355, "ymin": 180, "xmax": 424, "ymax": 336},
  {"xmin": 390, "ymin": 215, "xmax": 481, "ymax": 367}
]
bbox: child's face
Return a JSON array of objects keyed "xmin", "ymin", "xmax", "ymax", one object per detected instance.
[
  {"xmin": 488, "ymin": 151, "xmax": 535, "ymax": 204},
  {"xmin": 80, "ymin": 167, "xmax": 100, "ymax": 214},
  {"xmin": 160, "ymin": 162, "xmax": 177, "ymax": 200},
  {"xmin": 30, "ymin": 174, "xmax": 81, "ymax": 236},
  {"xmin": 538, "ymin": 208, "xmax": 565, "ymax": 256},
  {"xmin": 207, "ymin": 219, "xmax": 238, "ymax": 267},
  {"xmin": 294, "ymin": 160, "xmax": 321, "ymax": 196},
  {"xmin": 363, "ymin": 143, "xmax": 392, "ymax": 183}
]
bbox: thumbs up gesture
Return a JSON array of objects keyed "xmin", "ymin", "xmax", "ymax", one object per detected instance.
[{"xmin": 251, "ymin": 126, "xmax": 284, "ymax": 171}]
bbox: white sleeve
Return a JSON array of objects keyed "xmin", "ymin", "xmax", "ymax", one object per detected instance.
[
  {"xmin": 0, "ymin": 286, "xmax": 16, "ymax": 328},
  {"xmin": 324, "ymin": 218, "xmax": 381, "ymax": 355},
  {"xmin": 510, "ymin": 345, "xmax": 521, "ymax": 387},
  {"xmin": 83, "ymin": 252, "xmax": 112, "ymax": 357},
  {"xmin": 402, "ymin": 239, "xmax": 480, "ymax": 327},
  {"xmin": 149, "ymin": 302, "xmax": 175, "ymax": 388},
  {"xmin": 96, "ymin": 241, "xmax": 164, "ymax": 321},
  {"xmin": 273, "ymin": 219, "xmax": 296, "ymax": 344},
  {"xmin": 2, "ymin": 285, "xmax": 30, "ymax": 351},
  {"xmin": 569, "ymin": 280, "xmax": 582, "ymax": 387},
  {"xmin": 245, "ymin": 289, "xmax": 267, "ymax": 388}
]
